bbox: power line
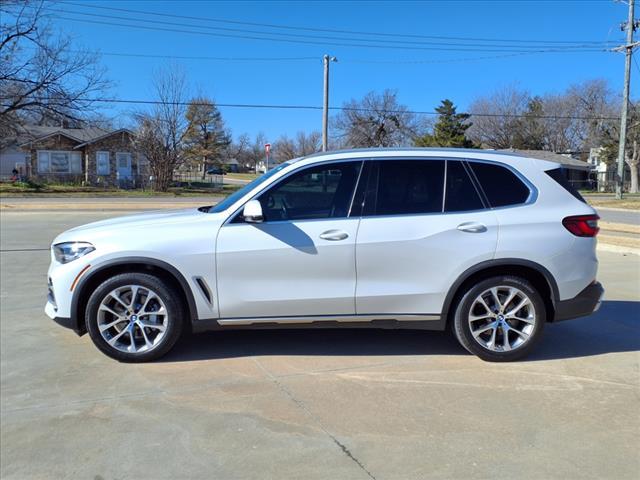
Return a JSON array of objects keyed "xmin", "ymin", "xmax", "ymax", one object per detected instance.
[
  {"xmin": 42, "ymin": 6, "xmax": 609, "ymax": 51},
  {"xmin": 69, "ymin": 49, "xmax": 604, "ymax": 65},
  {"xmin": 67, "ymin": 50, "xmax": 318, "ymax": 62},
  {"xmin": 0, "ymin": 96, "xmax": 621, "ymax": 121},
  {"xmin": 47, "ymin": 14, "xmax": 609, "ymax": 53},
  {"xmin": 54, "ymin": 0, "xmax": 619, "ymax": 47}
]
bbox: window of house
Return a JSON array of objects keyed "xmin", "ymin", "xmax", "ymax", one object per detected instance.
[
  {"xmin": 255, "ymin": 161, "xmax": 362, "ymax": 222},
  {"xmin": 363, "ymin": 160, "xmax": 445, "ymax": 216},
  {"xmin": 469, "ymin": 161, "xmax": 531, "ymax": 208},
  {"xmin": 37, "ymin": 151, "xmax": 82, "ymax": 174},
  {"xmin": 37, "ymin": 151, "xmax": 50, "ymax": 173},
  {"xmin": 444, "ymin": 161, "xmax": 485, "ymax": 212},
  {"xmin": 96, "ymin": 151, "xmax": 110, "ymax": 175}
]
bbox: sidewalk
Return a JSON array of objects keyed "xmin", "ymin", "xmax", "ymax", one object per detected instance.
[{"xmin": 0, "ymin": 196, "xmax": 220, "ymax": 212}]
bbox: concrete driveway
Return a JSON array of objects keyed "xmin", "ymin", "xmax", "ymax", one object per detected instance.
[{"xmin": 1, "ymin": 211, "xmax": 639, "ymax": 480}]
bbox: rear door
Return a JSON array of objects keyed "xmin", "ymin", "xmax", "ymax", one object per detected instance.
[{"xmin": 354, "ymin": 158, "xmax": 499, "ymax": 316}]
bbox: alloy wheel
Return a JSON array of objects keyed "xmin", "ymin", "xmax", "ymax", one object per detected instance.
[
  {"xmin": 97, "ymin": 285, "xmax": 168, "ymax": 354},
  {"xmin": 467, "ymin": 286, "xmax": 536, "ymax": 353}
]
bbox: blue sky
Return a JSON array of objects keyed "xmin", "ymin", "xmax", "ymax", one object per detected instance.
[{"xmin": 48, "ymin": 0, "xmax": 632, "ymax": 141}]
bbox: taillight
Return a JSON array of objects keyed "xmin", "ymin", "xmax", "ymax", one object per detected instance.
[{"xmin": 562, "ymin": 214, "xmax": 600, "ymax": 237}]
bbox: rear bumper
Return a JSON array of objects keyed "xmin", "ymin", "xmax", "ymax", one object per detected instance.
[{"xmin": 554, "ymin": 281, "xmax": 604, "ymax": 322}]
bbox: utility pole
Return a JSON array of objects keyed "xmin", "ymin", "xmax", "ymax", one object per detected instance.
[
  {"xmin": 615, "ymin": 0, "xmax": 637, "ymax": 199},
  {"xmin": 322, "ymin": 54, "xmax": 337, "ymax": 152}
]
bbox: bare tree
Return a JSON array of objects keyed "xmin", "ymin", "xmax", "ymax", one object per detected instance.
[
  {"xmin": 0, "ymin": 0, "xmax": 109, "ymax": 139},
  {"xmin": 133, "ymin": 67, "xmax": 189, "ymax": 191},
  {"xmin": 295, "ymin": 131, "xmax": 322, "ymax": 156},
  {"xmin": 601, "ymin": 103, "xmax": 640, "ymax": 193},
  {"xmin": 468, "ymin": 80, "xmax": 616, "ymax": 153},
  {"xmin": 272, "ymin": 130, "xmax": 321, "ymax": 162},
  {"xmin": 232, "ymin": 132, "xmax": 267, "ymax": 173},
  {"xmin": 467, "ymin": 85, "xmax": 530, "ymax": 149},
  {"xmin": 334, "ymin": 90, "xmax": 417, "ymax": 148}
]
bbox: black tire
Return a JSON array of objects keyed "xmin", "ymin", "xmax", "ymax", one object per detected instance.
[
  {"xmin": 85, "ymin": 273, "xmax": 184, "ymax": 362},
  {"xmin": 452, "ymin": 276, "xmax": 546, "ymax": 362}
]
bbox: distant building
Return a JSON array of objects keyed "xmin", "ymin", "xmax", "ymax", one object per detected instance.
[{"xmin": 1, "ymin": 125, "xmax": 147, "ymax": 187}]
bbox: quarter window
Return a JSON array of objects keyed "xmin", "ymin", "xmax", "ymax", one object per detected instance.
[
  {"xmin": 445, "ymin": 161, "xmax": 484, "ymax": 212},
  {"xmin": 363, "ymin": 160, "xmax": 445, "ymax": 216},
  {"xmin": 469, "ymin": 162, "xmax": 530, "ymax": 207},
  {"xmin": 256, "ymin": 162, "xmax": 361, "ymax": 222}
]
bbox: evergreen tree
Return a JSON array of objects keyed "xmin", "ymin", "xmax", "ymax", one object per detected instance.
[
  {"xmin": 414, "ymin": 99, "xmax": 475, "ymax": 148},
  {"xmin": 183, "ymin": 97, "xmax": 231, "ymax": 177}
]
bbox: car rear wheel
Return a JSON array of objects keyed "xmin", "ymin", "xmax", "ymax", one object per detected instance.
[
  {"xmin": 452, "ymin": 276, "xmax": 546, "ymax": 362},
  {"xmin": 85, "ymin": 273, "xmax": 184, "ymax": 362}
]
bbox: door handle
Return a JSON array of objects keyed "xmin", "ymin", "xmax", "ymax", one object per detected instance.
[
  {"xmin": 319, "ymin": 229, "xmax": 349, "ymax": 241},
  {"xmin": 457, "ymin": 222, "xmax": 487, "ymax": 233}
]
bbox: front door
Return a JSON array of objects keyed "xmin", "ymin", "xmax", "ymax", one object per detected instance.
[
  {"xmin": 116, "ymin": 153, "xmax": 132, "ymax": 180},
  {"xmin": 216, "ymin": 161, "xmax": 362, "ymax": 321}
]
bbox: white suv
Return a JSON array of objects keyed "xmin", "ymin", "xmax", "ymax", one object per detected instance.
[{"xmin": 46, "ymin": 148, "xmax": 604, "ymax": 362}]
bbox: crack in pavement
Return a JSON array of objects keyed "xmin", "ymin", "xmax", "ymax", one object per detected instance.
[{"xmin": 252, "ymin": 357, "xmax": 377, "ymax": 480}]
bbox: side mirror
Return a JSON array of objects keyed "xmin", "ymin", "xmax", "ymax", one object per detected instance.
[{"xmin": 243, "ymin": 200, "xmax": 264, "ymax": 223}]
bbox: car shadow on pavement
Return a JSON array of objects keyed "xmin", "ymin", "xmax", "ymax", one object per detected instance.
[{"xmin": 161, "ymin": 300, "xmax": 639, "ymax": 363}]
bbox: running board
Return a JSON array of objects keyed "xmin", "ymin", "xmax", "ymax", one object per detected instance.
[{"xmin": 217, "ymin": 313, "xmax": 440, "ymax": 326}]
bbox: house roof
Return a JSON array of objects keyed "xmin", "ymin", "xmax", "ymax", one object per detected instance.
[
  {"xmin": 73, "ymin": 128, "xmax": 134, "ymax": 148},
  {"xmin": 497, "ymin": 149, "xmax": 591, "ymax": 170},
  {"xmin": 14, "ymin": 125, "xmax": 112, "ymax": 147}
]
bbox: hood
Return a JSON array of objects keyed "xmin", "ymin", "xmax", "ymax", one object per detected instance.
[{"xmin": 54, "ymin": 208, "xmax": 221, "ymax": 244}]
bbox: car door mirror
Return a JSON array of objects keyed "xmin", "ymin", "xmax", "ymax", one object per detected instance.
[{"xmin": 243, "ymin": 200, "xmax": 264, "ymax": 223}]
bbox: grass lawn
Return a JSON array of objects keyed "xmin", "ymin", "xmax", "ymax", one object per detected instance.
[
  {"xmin": 587, "ymin": 197, "xmax": 640, "ymax": 210},
  {"xmin": 0, "ymin": 181, "xmax": 241, "ymax": 197},
  {"xmin": 225, "ymin": 172, "xmax": 260, "ymax": 181}
]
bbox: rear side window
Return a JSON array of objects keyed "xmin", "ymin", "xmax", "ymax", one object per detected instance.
[
  {"xmin": 469, "ymin": 162, "xmax": 530, "ymax": 207},
  {"xmin": 364, "ymin": 160, "xmax": 445, "ymax": 216},
  {"xmin": 545, "ymin": 168, "xmax": 586, "ymax": 203},
  {"xmin": 445, "ymin": 161, "xmax": 484, "ymax": 212}
]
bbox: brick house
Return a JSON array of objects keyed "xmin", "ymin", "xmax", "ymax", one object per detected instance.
[{"xmin": 1, "ymin": 125, "xmax": 146, "ymax": 186}]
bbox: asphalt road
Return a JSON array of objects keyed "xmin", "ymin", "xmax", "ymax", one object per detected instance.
[
  {"xmin": 1, "ymin": 211, "xmax": 639, "ymax": 480},
  {"xmin": 594, "ymin": 207, "xmax": 640, "ymax": 225}
]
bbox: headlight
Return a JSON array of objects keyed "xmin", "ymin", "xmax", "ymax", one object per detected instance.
[{"xmin": 53, "ymin": 242, "xmax": 95, "ymax": 264}]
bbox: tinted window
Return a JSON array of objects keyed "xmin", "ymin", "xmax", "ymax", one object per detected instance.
[
  {"xmin": 364, "ymin": 160, "xmax": 445, "ymax": 216},
  {"xmin": 445, "ymin": 161, "xmax": 484, "ymax": 212},
  {"xmin": 469, "ymin": 162, "xmax": 530, "ymax": 207},
  {"xmin": 545, "ymin": 168, "xmax": 586, "ymax": 203},
  {"xmin": 257, "ymin": 162, "xmax": 361, "ymax": 221}
]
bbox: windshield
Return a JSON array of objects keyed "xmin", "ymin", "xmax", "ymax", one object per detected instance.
[{"xmin": 208, "ymin": 162, "xmax": 291, "ymax": 213}]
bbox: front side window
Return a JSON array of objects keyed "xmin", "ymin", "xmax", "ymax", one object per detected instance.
[
  {"xmin": 256, "ymin": 161, "xmax": 361, "ymax": 222},
  {"xmin": 363, "ymin": 159, "xmax": 445, "ymax": 216},
  {"xmin": 445, "ymin": 161, "xmax": 484, "ymax": 212},
  {"xmin": 210, "ymin": 162, "xmax": 290, "ymax": 214},
  {"xmin": 469, "ymin": 161, "xmax": 531, "ymax": 208}
]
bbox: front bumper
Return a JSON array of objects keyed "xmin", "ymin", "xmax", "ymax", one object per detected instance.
[
  {"xmin": 45, "ymin": 300, "xmax": 84, "ymax": 336},
  {"xmin": 554, "ymin": 281, "xmax": 604, "ymax": 322}
]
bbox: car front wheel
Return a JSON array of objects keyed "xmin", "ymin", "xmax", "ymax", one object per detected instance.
[
  {"xmin": 85, "ymin": 273, "xmax": 184, "ymax": 362},
  {"xmin": 452, "ymin": 276, "xmax": 546, "ymax": 362}
]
